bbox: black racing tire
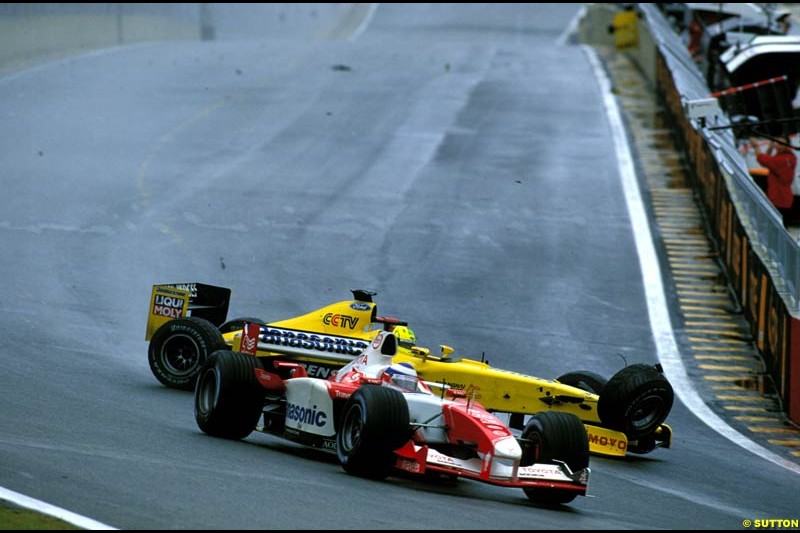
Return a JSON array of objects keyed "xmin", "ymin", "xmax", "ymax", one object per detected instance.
[
  {"xmin": 148, "ymin": 317, "xmax": 227, "ymax": 390},
  {"xmin": 556, "ymin": 371, "xmax": 608, "ymax": 395},
  {"xmin": 336, "ymin": 385, "xmax": 410, "ymax": 479},
  {"xmin": 218, "ymin": 317, "xmax": 268, "ymax": 335},
  {"xmin": 597, "ymin": 364, "xmax": 674, "ymax": 439},
  {"xmin": 520, "ymin": 412, "xmax": 589, "ymax": 504},
  {"xmin": 194, "ymin": 350, "xmax": 264, "ymax": 440}
]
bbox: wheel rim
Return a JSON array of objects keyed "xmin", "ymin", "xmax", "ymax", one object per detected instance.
[
  {"xmin": 630, "ymin": 395, "xmax": 665, "ymax": 431},
  {"xmin": 197, "ymin": 369, "xmax": 220, "ymax": 415},
  {"xmin": 160, "ymin": 334, "xmax": 200, "ymax": 377},
  {"xmin": 341, "ymin": 404, "xmax": 364, "ymax": 454},
  {"xmin": 520, "ymin": 422, "xmax": 543, "ymax": 466}
]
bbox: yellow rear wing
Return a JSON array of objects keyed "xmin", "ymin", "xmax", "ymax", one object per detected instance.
[{"xmin": 145, "ymin": 283, "xmax": 231, "ymax": 340}]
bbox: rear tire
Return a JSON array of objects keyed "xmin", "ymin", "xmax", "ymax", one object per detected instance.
[
  {"xmin": 194, "ymin": 350, "xmax": 264, "ymax": 439},
  {"xmin": 336, "ymin": 385, "xmax": 409, "ymax": 479},
  {"xmin": 520, "ymin": 412, "xmax": 589, "ymax": 504},
  {"xmin": 148, "ymin": 317, "xmax": 226, "ymax": 390},
  {"xmin": 218, "ymin": 317, "xmax": 268, "ymax": 334},
  {"xmin": 556, "ymin": 371, "xmax": 608, "ymax": 395},
  {"xmin": 597, "ymin": 364, "xmax": 673, "ymax": 439}
]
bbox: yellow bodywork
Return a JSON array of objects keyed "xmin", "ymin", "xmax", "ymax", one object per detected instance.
[
  {"xmin": 146, "ymin": 285, "xmax": 191, "ymax": 340},
  {"xmin": 392, "ymin": 347, "xmax": 631, "ymax": 457},
  {"xmin": 224, "ymin": 306, "xmax": 653, "ymax": 457}
]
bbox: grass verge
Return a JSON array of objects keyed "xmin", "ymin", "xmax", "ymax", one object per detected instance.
[{"xmin": 0, "ymin": 500, "xmax": 80, "ymax": 530}]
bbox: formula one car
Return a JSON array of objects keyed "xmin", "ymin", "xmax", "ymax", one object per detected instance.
[
  {"xmin": 146, "ymin": 283, "xmax": 674, "ymax": 458},
  {"xmin": 194, "ymin": 329, "xmax": 591, "ymax": 504}
]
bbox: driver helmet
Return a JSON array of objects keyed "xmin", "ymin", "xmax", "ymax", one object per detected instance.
[
  {"xmin": 383, "ymin": 362, "xmax": 418, "ymax": 392},
  {"xmin": 393, "ymin": 325, "xmax": 416, "ymax": 349}
]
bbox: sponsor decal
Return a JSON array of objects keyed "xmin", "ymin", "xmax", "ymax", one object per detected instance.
[
  {"xmin": 164, "ymin": 283, "xmax": 198, "ymax": 298},
  {"xmin": 258, "ymin": 326, "xmax": 368, "ymax": 356},
  {"xmin": 587, "ymin": 433, "xmax": 627, "ymax": 451},
  {"xmin": 286, "ymin": 403, "xmax": 328, "ymax": 427},
  {"xmin": 767, "ymin": 303, "xmax": 780, "ymax": 358},
  {"xmin": 520, "ymin": 465, "xmax": 559, "ymax": 474},
  {"xmin": 428, "ymin": 449, "xmax": 458, "ymax": 465},
  {"xmin": 241, "ymin": 323, "xmax": 260, "ymax": 355},
  {"xmin": 152, "ymin": 295, "xmax": 185, "ymax": 319},
  {"xmin": 732, "ymin": 229, "xmax": 743, "ymax": 279},
  {"xmin": 322, "ymin": 440, "xmax": 337, "ymax": 451},
  {"xmin": 323, "ymin": 313, "xmax": 359, "ymax": 330},
  {"xmin": 466, "ymin": 384, "xmax": 482, "ymax": 400},
  {"xmin": 302, "ymin": 363, "xmax": 335, "ymax": 379},
  {"xmin": 399, "ymin": 458, "xmax": 421, "ymax": 473},
  {"xmin": 350, "ymin": 302, "xmax": 371, "ymax": 312},
  {"xmin": 748, "ymin": 270, "xmax": 760, "ymax": 323},
  {"xmin": 519, "ymin": 465, "xmax": 565, "ymax": 479}
]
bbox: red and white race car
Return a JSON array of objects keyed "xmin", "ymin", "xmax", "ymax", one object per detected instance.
[{"xmin": 194, "ymin": 327, "xmax": 591, "ymax": 504}]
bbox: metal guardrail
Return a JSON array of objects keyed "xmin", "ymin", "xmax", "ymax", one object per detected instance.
[{"xmin": 640, "ymin": 4, "xmax": 800, "ymax": 311}]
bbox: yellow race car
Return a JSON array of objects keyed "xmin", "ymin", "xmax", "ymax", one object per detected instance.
[{"xmin": 146, "ymin": 283, "xmax": 673, "ymax": 457}]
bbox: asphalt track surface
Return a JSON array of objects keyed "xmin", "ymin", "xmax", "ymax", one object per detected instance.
[{"xmin": 1, "ymin": 4, "xmax": 798, "ymax": 530}]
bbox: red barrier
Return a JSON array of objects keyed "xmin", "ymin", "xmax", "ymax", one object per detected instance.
[{"xmin": 709, "ymin": 75, "xmax": 788, "ymax": 98}]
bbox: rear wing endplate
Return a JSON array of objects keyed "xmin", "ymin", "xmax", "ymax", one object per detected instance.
[{"xmin": 145, "ymin": 282, "xmax": 231, "ymax": 340}]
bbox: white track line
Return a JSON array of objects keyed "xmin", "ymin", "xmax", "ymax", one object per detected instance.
[
  {"xmin": 0, "ymin": 486, "xmax": 117, "ymax": 530},
  {"xmin": 582, "ymin": 45, "xmax": 800, "ymax": 476},
  {"xmin": 2, "ymin": 11, "xmax": 795, "ymax": 530},
  {"xmin": 348, "ymin": 3, "xmax": 378, "ymax": 41}
]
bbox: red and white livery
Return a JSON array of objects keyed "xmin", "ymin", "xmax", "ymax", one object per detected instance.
[{"xmin": 194, "ymin": 329, "xmax": 591, "ymax": 504}]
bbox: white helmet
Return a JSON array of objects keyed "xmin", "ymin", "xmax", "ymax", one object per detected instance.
[{"xmin": 383, "ymin": 362, "xmax": 418, "ymax": 392}]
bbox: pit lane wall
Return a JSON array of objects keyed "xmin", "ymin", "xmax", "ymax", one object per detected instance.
[
  {"xmin": 0, "ymin": 4, "xmax": 366, "ymax": 72},
  {"xmin": 0, "ymin": 4, "xmax": 200, "ymax": 71},
  {"xmin": 579, "ymin": 4, "xmax": 800, "ymax": 424}
]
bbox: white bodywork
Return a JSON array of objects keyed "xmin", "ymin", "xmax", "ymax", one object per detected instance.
[
  {"xmin": 285, "ymin": 378, "xmax": 336, "ymax": 437},
  {"xmin": 277, "ymin": 331, "xmax": 589, "ymax": 495}
]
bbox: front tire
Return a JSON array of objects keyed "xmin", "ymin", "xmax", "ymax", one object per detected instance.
[
  {"xmin": 336, "ymin": 385, "xmax": 409, "ymax": 479},
  {"xmin": 148, "ymin": 317, "xmax": 226, "ymax": 390},
  {"xmin": 194, "ymin": 350, "xmax": 264, "ymax": 439},
  {"xmin": 597, "ymin": 364, "xmax": 674, "ymax": 439},
  {"xmin": 520, "ymin": 412, "xmax": 589, "ymax": 504}
]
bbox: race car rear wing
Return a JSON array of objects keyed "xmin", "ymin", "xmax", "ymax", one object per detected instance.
[{"xmin": 145, "ymin": 283, "xmax": 231, "ymax": 340}]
